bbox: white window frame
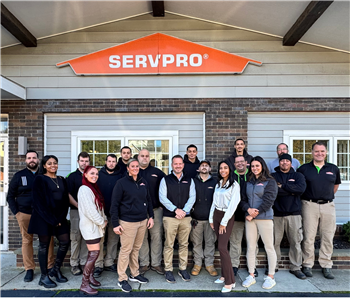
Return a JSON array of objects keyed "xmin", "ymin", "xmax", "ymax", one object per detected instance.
[
  {"xmin": 284, "ymin": 130, "xmax": 350, "ymax": 190},
  {"xmin": 71, "ymin": 130, "xmax": 179, "ymax": 172}
]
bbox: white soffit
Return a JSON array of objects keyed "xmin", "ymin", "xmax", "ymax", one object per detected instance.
[{"xmin": 0, "ymin": 76, "xmax": 26, "ymax": 100}]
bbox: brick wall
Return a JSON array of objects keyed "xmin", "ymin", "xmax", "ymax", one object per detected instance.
[{"xmin": 2, "ymin": 97, "xmax": 350, "ymax": 250}]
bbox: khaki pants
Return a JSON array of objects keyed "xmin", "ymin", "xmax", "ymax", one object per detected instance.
[
  {"xmin": 245, "ymin": 219, "xmax": 277, "ymax": 275},
  {"xmin": 190, "ymin": 219, "xmax": 216, "ymax": 267},
  {"xmin": 274, "ymin": 215, "xmax": 303, "ymax": 271},
  {"xmin": 229, "ymin": 220, "xmax": 259, "ymax": 268},
  {"xmin": 16, "ymin": 212, "xmax": 54, "ymax": 270},
  {"xmin": 301, "ymin": 200, "xmax": 336, "ymax": 268},
  {"xmin": 139, "ymin": 208, "xmax": 163, "ymax": 267},
  {"xmin": 117, "ymin": 219, "xmax": 147, "ymax": 282},
  {"xmin": 163, "ymin": 216, "xmax": 191, "ymax": 272},
  {"xmin": 95, "ymin": 217, "xmax": 120, "ymax": 268},
  {"xmin": 69, "ymin": 209, "xmax": 88, "ymax": 266}
]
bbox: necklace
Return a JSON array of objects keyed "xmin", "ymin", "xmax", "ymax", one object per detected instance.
[{"xmin": 50, "ymin": 177, "xmax": 60, "ymax": 188}]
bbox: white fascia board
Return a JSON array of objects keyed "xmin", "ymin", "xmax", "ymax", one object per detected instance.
[{"xmin": 0, "ymin": 76, "xmax": 26, "ymax": 100}]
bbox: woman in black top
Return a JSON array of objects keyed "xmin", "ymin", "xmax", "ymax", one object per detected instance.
[{"xmin": 28, "ymin": 155, "xmax": 70, "ymax": 288}]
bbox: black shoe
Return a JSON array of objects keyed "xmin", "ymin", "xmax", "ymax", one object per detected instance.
[
  {"xmin": 265, "ymin": 268, "xmax": 278, "ymax": 275},
  {"xmin": 49, "ymin": 266, "xmax": 68, "ymax": 283},
  {"xmin": 93, "ymin": 267, "xmax": 103, "ymax": 278},
  {"xmin": 322, "ymin": 268, "xmax": 334, "ymax": 279},
  {"xmin": 129, "ymin": 274, "xmax": 149, "ymax": 284},
  {"xmin": 24, "ymin": 269, "xmax": 34, "ymax": 282},
  {"xmin": 165, "ymin": 271, "xmax": 176, "ymax": 283},
  {"xmin": 232, "ymin": 267, "xmax": 238, "ymax": 276},
  {"xmin": 38, "ymin": 274, "xmax": 57, "ymax": 288},
  {"xmin": 302, "ymin": 267, "xmax": 313, "ymax": 277},
  {"xmin": 290, "ymin": 270, "xmax": 307, "ymax": 280},
  {"xmin": 70, "ymin": 265, "xmax": 82, "ymax": 276},
  {"xmin": 118, "ymin": 280, "xmax": 132, "ymax": 292},
  {"xmin": 178, "ymin": 269, "xmax": 191, "ymax": 282},
  {"xmin": 104, "ymin": 264, "xmax": 118, "ymax": 273}
]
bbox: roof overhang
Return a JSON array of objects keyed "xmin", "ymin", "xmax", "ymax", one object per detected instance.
[{"xmin": 0, "ymin": 76, "xmax": 26, "ymax": 100}]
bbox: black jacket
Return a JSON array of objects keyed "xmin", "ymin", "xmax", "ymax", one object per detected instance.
[
  {"xmin": 233, "ymin": 170, "xmax": 248, "ymax": 222},
  {"xmin": 7, "ymin": 168, "xmax": 37, "ymax": 215},
  {"xmin": 192, "ymin": 174, "xmax": 216, "ymax": 220},
  {"xmin": 66, "ymin": 168, "xmax": 83, "ymax": 210},
  {"xmin": 110, "ymin": 174, "xmax": 154, "ymax": 228},
  {"xmin": 117, "ymin": 158, "xmax": 128, "ymax": 176},
  {"xmin": 183, "ymin": 154, "xmax": 200, "ymax": 178},
  {"xmin": 225, "ymin": 149, "xmax": 253, "ymax": 171},
  {"xmin": 139, "ymin": 165, "xmax": 165, "ymax": 209},
  {"xmin": 271, "ymin": 167, "xmax": 306, "ymax": 217},
  {"xmin": 97, "ymin": 166, "xmax": 123, "ymax": 217}
]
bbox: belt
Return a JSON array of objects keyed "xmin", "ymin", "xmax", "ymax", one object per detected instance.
[
  {"xmin": 306, "ymin": 199, "xmax": 333, "ymax": 205},
  {"xmin": 216, "ymin": 207, "xmax": 227, "ymax": 212}
]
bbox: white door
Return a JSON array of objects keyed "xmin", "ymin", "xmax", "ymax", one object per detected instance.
[{"xmin": 0, "ymin": 137, "xmax": 9, "ymax": 250}]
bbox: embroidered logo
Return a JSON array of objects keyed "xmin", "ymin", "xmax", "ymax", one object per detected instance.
[
  {"xmin": 288, "ymin": 179, "xmax": 295, "ymax": 182},
  {"xmin": 326, "ymin": 172, "xmax": 334, "ymax": 175},
  {"xmin": 151, "ymin": 174, "xmax": 158, "ymax": 177},
  {"xmin": 208, "ymin": 187, "xmax": 213, "ymax": 189},
  {"xmin": 140, "ymin": 183, "xmax": 145, "ymax": 186},
  {"xmin": 257, "ymin": 183, "xmax": 264, "ymax": 186},
  {"xmin": 182, "ymin": 181, "xmax": 188, "ymax": 184}
]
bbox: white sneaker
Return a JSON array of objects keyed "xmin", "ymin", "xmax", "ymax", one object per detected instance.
[
  {"xmin": 262, "ymin": 276, "xmax": 276, "ymax": 289},
  {"xmin": 242, "ymin": 275, "xmax": 256, "ymax": 288},
  {"xmin": 214, "ymin": 278, "xmax": 225, "ymax": 284}
]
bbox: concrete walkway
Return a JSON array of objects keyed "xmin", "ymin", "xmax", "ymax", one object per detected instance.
[{"xmin": 1, "ymin": 251, "xmax": 349, "ymax": 295}]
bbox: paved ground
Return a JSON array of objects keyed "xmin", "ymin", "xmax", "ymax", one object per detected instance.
[{"xmin": 1, "ymin": 251, "xmax": 349, "ymax": 297}]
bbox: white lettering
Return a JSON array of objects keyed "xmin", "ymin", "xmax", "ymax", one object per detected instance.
[
  {"xmin": 109, "ymin": 55, "xmax": 120, "ymax": 68},
  {"xmin": 176, "ymin": 54, "xmax": 188, "ymax": 67},
  {"xmin": 148, "ymin": 54, "xmax": 161, "ymax": 67},
  {"xmin": 189, "ymin": 54, "xmax": 202, "ymax": 67},
  {"xmin": 123, "ymin": 55, "xmax": 133, "ymax": 68},
  {"xmin": 163, "ymin": 54, "xmax": 175, "ymax": 67},
  {"xmin": 135, "ymin": 55, "xmax": 147, "ymax": 68}
]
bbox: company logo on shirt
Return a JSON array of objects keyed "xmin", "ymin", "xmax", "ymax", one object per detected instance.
[
  {"xmin": 182, "ymin": 181, "xmax": 189, "ymax": 184},
  {"xmin": 288, "ymin": 179, "xmax": 295, "ymax": 182},
  {"xmin": 140, "ymin": 183, "xmax": 145, "ymax": 186},
  {"xmin": 56, "ymin": 33, "xmax": 262, "ymax": 75},
  {"xmin": 208, "ymin": 186, "xmax": 213, "ymax": 189},
  {"xmin": 257, "ymin": 183, "xmax": 264, "ymax": 186},
  {"xmin": 326, "ymin": 172, "xmax": 334, "ymax": 175},
  {"xmin": 151, "ymin": 174, "xmax": 158, "ymax": 177}
]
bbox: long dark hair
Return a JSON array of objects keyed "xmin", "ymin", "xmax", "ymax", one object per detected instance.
[
  {"xmin": 248, "ymin": 156, "xmax": 272, "ymax": 182},
  {"xmin": 82, "ymin": 166, "xmax": 105, "ymax": 210},
  {"xmin": 217, "ymin": 161, "xmax": 235, "ymax": 189},
  {"xmin": 38, "ymin": 155, "xmax": 58, "ymax": 175}
]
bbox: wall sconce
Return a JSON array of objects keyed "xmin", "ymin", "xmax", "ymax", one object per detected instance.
[{"xmin": 18, "ymin": 136, "xmax": 27, "ymax": 155}]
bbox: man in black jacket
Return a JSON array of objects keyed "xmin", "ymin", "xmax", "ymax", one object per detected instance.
[
  {"xmin": 183, "ymin": 144, "xmax": 200, "ymax": 178},
  {"xmin": 117, "ymin": 146, "xmax": 132, "ymax": 175},
  {"xmin": 94, "ymin": 154, "xmax": 123, "ymax": 277},
  {"xmin": 225, "ymin": 139, "xmax": 253, "ymax": 171},
  {"xmin": 138, "ymin": 149, "xmax": 166, "ymax": 275},
  {"xmin": 159, "ymin": 155, "xmax": 196, "ymax": 283},
  {"xmin": 271, "ymin": 153, "xmax": 307, "ymax": 279},
  {"xmin": 66, "ymin": 151, "xmax": 90, "ymax": 276},
  {"xmin": 190, "ymin": 160, "xmax": 218, "ymax": 277},
  {"xmin": 7, "ymin": 150, "xmax": 54, "ymax": 282}
]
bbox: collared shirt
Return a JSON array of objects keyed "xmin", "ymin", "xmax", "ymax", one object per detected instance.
[
  {"xmin": 297, "ymin": 161, "xmax": 341, "ymax": 201},
  {"xmin": 159, "ymin": 173, "xmax": 196, "ymax": 214}
]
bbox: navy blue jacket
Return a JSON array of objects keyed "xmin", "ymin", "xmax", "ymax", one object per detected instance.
[
  {"xmin": 192, "ymin": 174, "xmax": 216, "ymax": 220},
  {"xmin": 183, "ymin": 155, "xmax": 200, "ymax": 178}
]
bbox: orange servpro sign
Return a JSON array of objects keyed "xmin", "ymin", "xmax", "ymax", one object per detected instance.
[{"xmin": 56, "ymin": 33, "xmax": 262, "ymax": 75}]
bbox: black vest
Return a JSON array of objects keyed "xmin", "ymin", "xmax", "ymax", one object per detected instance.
[{"xmin": 163, "ymin": 172, "xmax": 192, "ymax": 218}]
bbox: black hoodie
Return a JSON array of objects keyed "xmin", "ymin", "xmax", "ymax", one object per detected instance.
[
  {"xmin": 110, "ymin": 174, "xmax": 154, "ymax": 227},
  {"xmin": 97, "ymin": 165, "xmax": 122, "ymax": 216},
  {"xmin": 117, "ymin": 157, "xmax": 128, "ymax": 176},
  {"xmin": 183, "ymin": 154, "xmax": 200, "ymax": 178},
  {"xmin": 225, "ymin": 149, "xmax": 253, "ymax": 171},
  {"xmin": 192, "ymin": 174, "xmax": 216, "ymax": 220},
  {"xmin": 271, "ymin": 167, "xmax": 306, "ymax": 217}
]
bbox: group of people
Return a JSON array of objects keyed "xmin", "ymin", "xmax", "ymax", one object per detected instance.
[{"xmin": 7, "ymin": 140, "xmax": 341, "ymax": 294}]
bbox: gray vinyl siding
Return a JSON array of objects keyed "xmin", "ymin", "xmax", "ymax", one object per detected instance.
[
  {"xmin": 45, "ymin": 112, "xmax": 204, "ymax": 175},
  {"xmin": 247, "ymin": 112, "xmax": 350, "ymax": 224},
  {"xmin": 2, "ymin": 13, "xmax": 349, "ymax": 99}
]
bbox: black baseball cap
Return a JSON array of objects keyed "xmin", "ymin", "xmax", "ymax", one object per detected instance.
[{"xmin": 199, "ymin": 160, "xmax": 211, "ymax": 167}]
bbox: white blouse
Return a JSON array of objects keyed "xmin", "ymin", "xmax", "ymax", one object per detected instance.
[{"xmin": 209, "ymin": 180, "xmax": 241, "ymax": 227}]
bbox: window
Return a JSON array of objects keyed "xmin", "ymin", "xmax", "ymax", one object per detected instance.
[
  {"xmin": 72, "ymin": 130, "xmax": 178, "ymax": 175},
  {"xmin": 0, "ymin": 116, "xmax": 8, "ymax": 134},
  {"xmin": 284, "ymin": 130, "xmax": 350, "ymax": 183}
]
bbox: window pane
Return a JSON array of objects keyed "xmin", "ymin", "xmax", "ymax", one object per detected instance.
[
  {"xmin": 305, "ymin": 154, "xmax": 313, "ymax": 162},
  {"xmin": 143, "ymin": 141, "xmax": 155, "ymax": 152},
  {"xmin": 128, "ymin": 140, "xmax": 143, "ymax": 152},
  {"xmin": 81, "ymin": 140, "xmax": 93, "ymax": 153},
  {"xmin": 95, "ymin": 141, "xmax": 107, "ymax": 153},
  {"xmin": 337, "ymin": 154, "xmax": 348, "ymax": 167},
  {"xmin": 339, "ymin": 168, "xmax": 348, "ymax": 181},
  {"xmin": 0, "ymin": 116, "xmax": 8, "ymax": 134},
  {"xmin": 293, "ymin": 154, "xmax": 304, "ymax": 165},
  {"xmin": 108, "ymin": 140, "xmax": 121, "ymax": 153},
  {"xmin": 293, "ymin": 140, "xmax": 303, "ymax": 153},
  {"xmin": 95, "ymin": 154, "xmax": 105, "ymax": 168},
  {"xmin": 161, "ymin": 166, "xmax": 169, "ymax": 174},
  {"xmin": 337, "ymin": 140, "xmax": 348, "ymax": 153},
  {"xmin": 305, "ymin": 140, "xmax": 316, "ymax": 152},
  {"xmin": 157, "ymin": 140, "xmax": 169, "ymax": 152}
]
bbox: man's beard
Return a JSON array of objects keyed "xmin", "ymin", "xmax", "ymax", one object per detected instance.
[
  {"xmin": 105, "ymin": 164, "xmax": 116, "ymax": 172},
  {"xmin": 27, "ymin": 162, "xmax": 38, "ymax": 170}
]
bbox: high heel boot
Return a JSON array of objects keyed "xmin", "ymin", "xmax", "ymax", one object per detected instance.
[
  {"xmin": 38, "ymin": 241, "xmax": 57, "ymax": 288},
  {"xmin": 49, "ymin": 240, "xmax": 70, "ymax": 283},
  {"xmin": 80, "ymin": 250, "xmax": 100, "ymax": 296}
]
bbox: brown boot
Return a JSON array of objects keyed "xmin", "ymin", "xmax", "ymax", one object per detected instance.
[
  {"xmin": 80, "ymin": 250, "xmax": 99, "ymax": 296},
  {"xmin": 89, "ymin": 269, "xmax": 101, "ymax": 287}
]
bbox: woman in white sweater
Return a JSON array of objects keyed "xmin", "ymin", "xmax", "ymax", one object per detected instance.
[
  {"xmin": 209, "ymin": 161, "xmax": 240, "ymax": 293},
  {"xmin": 78, "ymin": 166, "xmax": 107, "ymax": 296}
]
